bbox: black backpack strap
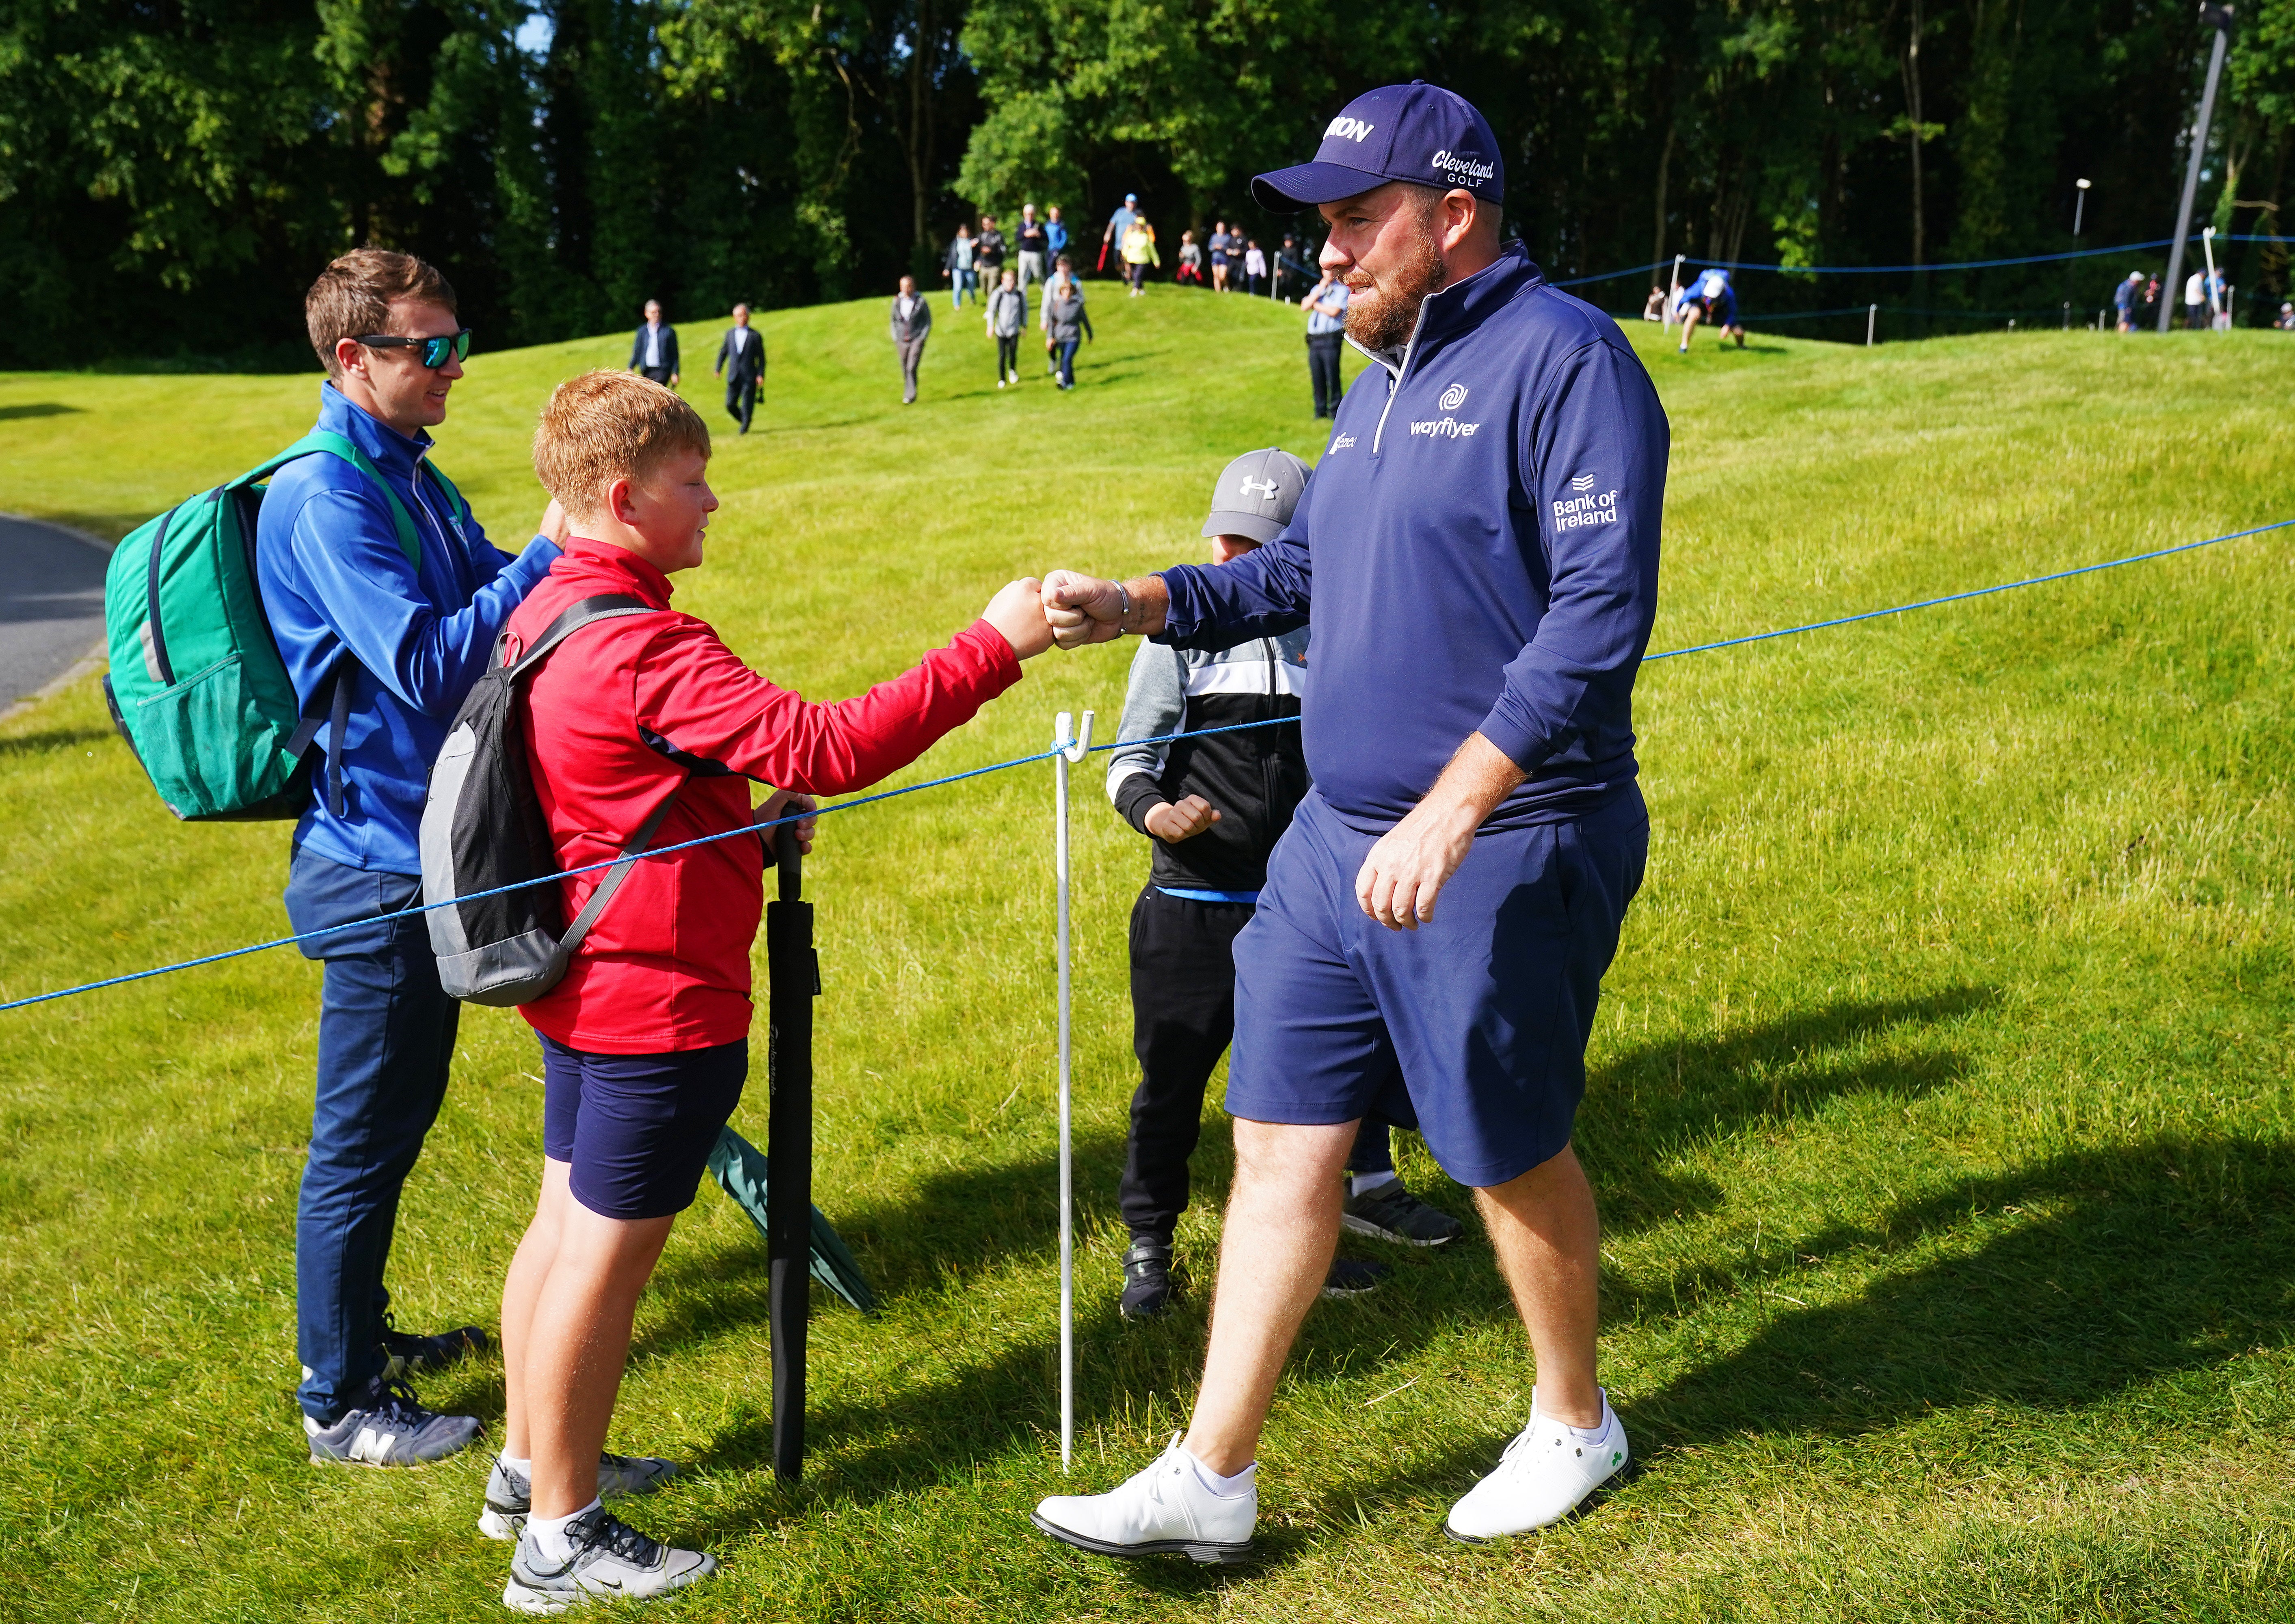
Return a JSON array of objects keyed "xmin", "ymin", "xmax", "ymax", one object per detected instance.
[
  {"xmin": 325, "ymin": 665, "xmax": 352, "ymax": 817},
  {"xmin": 506, "ymin": 595, "xmax": 658, "ymax": 680},
  {"xmin": 547, "ymin": 778, "xmax": 687, "ymax": 977}
]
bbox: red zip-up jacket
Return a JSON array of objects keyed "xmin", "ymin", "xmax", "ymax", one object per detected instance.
[{"xmin": 509, "ymin": 538, "xmax": 1022, "ymax": 1053}]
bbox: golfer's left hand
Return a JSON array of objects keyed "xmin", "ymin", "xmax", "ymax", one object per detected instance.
[
  {"xmin": 1354, "ymin": 800, "xmax": 1476, "ymax": 931},
  {"xmin": 760, "ymin": 790, "xmax": 819, "ymax": 856}
]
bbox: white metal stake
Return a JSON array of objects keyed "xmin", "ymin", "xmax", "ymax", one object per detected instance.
[
  {"xmin": 1665, "ymin": 253, "xmax": 1684, "ymax": 330},
  {"xmin": 1051, "ymin": 708, "xmax": 1093, "ymax": 1471},
  {"xmin": 1867, "ymin": 304, "xmax": 1878, "ymax": 348}
]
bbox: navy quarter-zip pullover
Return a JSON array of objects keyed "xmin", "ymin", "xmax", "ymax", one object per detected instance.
[{"xmin": 1157, "ymin": 244, "xmax": 1666, "ymax": 832}]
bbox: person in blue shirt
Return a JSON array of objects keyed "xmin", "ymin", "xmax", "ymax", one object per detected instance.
[
  {"xmin": 1102, "ymin": 193, "xmax": 1139, "ymax": 274},
  {"xmin": 1301, "ymin": 269, "xmax": 1350, "ymax": 417},
  {"xmin": 1677, "ymin": 268, "xmax": 1744, "ymax": 351},
  {"xmin": 257, "ymin": 249, "xmax": 566, "ymax": 1469},
  {"xmin": 1033, "ymin": 81, "xmax": 1664, "ymax": 1559}
]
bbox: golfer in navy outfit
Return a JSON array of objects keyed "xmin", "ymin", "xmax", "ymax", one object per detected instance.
[{"xmin": 1033, "ymin": 80, "xmax": 1665, "ymax": 1556}]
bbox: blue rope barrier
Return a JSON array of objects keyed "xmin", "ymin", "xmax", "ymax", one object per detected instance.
[
  {"xmin": 1552, "ymin": 232, "xmax": 2284, "ymax": 287},
  {"xmin": 6, "ymin": 514, "xmax": 2288, "ymax": 1014},
  {"xmin": 1644, "ymin": 517, "xmax": 2295, "ymax": 662}
]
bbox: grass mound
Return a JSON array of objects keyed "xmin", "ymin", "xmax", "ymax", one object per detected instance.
[{"xmin": 3, "ymin": 294, "xmax": 2292, "ymax": 1621}]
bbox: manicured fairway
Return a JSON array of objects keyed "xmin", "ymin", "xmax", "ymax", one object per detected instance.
[{"xmin": 2, "ymin": 293, "xmax": 2291, "ymax": 1622}]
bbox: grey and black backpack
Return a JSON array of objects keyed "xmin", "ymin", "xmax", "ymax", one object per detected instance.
[{"xmin": 419, "ymin": 595, "xmax": 679, "ymax": 1006}]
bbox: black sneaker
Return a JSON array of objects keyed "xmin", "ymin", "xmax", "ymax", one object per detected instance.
[
  {"xmin": 1118, "ymin": 1238, "xmax": 1175, "ymax": 1322},
  {"xmin": 305, "ymin": 1376, "xmax": 482, "ymax": 1467},
  {"xmin": 1344, "ymin": 1181, "xmax": 1467, "ymax": 1247},
  {"xmin": 1321, "ymin": 1257, "xmax": 1390, "ymax": 1298},
  {"xmin": 380, "ymin": 1316, "xmax": 490, "ymax": 1380}
]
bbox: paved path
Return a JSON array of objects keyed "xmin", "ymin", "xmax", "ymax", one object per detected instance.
[{"xmin": 0, "ymin": 516, "xmax": 112, "ymax": 713}]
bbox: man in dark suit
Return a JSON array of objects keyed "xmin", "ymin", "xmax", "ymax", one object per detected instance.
[
  {"xmin": 628, "ymin": 300, "xmax": 679, "ymax": 387},
  {"xmin": 715, "ymin": 303, "xmax": 766, "ymax": 433},
  {"xmin": 890, "ymin": 275, "xmax": 932, "ymax": 404}
]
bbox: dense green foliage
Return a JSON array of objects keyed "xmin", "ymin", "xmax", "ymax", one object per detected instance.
[
  {"xmin": 4, "ymin": 0, "xmax": 2294, "ymax": 367},
  {"xmin": 2, "ymin": 301, "xmax": 2293, "ymax": 1619}
]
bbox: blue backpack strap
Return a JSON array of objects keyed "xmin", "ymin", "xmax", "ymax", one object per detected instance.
[{"xmin": 236, "ymin": 431, "xmax": 423, "ymax": 570}]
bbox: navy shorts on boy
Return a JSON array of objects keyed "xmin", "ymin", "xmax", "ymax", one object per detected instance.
[
  {"xmin": 1226, "ymin": 784, "xmax": 1648, "ymax": 1188},
  {"xmin": 540, "ymin": 1035, "xmax": 748, "ymax": 1220}
]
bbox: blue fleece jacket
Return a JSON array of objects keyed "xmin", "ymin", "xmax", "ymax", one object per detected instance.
[
  {"xmin": 256, "ymin": 384, "xmax": 561, "ymax": 874},
  {"xmin": 1158, "ymin": 244, "xmax": 1666, "ymax": 832}
]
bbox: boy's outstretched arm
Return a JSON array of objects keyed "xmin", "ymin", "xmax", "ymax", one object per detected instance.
[{"xmin": 627, "ymin": 579, "xmax": 1050, "ymax": 800}]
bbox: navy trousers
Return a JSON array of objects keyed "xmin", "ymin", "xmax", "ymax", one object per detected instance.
[{"xmin": 283, "ymin": 846, "xmax": 459, "ymax": 1423}]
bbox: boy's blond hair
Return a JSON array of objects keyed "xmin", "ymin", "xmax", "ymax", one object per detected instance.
[
  {"xmin": 532, "ymin": 370, "xmax": 712, "ymax": 521},
  {"xmin": 305, "ymin": 249, "xmax": 457, "ymax": 380}
]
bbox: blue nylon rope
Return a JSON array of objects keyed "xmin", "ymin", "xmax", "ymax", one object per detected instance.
[
  {"xmin": 4, "ymin": 514, "xmax": 2287, "ymax": 1013},
  {"xmin": 1552, "ymin": 232, "xmax": 2281, "ymax": 285}
]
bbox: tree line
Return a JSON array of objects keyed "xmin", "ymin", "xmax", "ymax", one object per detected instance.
[{"xmin": 2, "ymin": 0, "xmax": 2289, "ymax": 369}]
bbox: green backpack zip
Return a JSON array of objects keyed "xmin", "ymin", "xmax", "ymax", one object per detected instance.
[{"xmin": 101, "ymin": 431, "xmax": 469, "ymax": 822}]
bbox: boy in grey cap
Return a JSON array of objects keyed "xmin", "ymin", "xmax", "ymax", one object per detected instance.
[{"xmin": 1104, "ymin": 449, "xmax": 1463, "ymax": 1322}]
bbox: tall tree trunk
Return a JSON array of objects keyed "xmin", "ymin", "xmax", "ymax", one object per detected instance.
[
  {"xmin": 1904, "ymin": 0, "xmax": 1926, "ymax": 270},
  {"xmin": 1651, "ymin": 117, "xmax": 1676, "ymax": 274},
  {"xmin": 903, "ymin": 0, "xmax": 935, "ymax": 257}
]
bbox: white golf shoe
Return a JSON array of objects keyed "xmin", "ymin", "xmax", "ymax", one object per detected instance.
[
  {"xmin": 1031, "ymin": 1434, "xmax": 1255, "ymax": 1564},
  {"xmin": 1443, "ymin": 1390, "xmax": 1629, "ymax": 1542}
]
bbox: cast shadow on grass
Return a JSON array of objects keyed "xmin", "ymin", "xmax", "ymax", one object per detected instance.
[
  {"xmin": 1380, "ymin": 1133, "xmax": 2295, "ymax": 1505},
  {"xmin": 0, "ymin": 728, "xmax": 115, "ymax": 758},
  {"xmin": 1579, "ymin": 986, "xmax": 1995, "ymax": 1233},
  {"xmin": 0, "ymin": 403, "xmax": 86, "ymax": 421}
]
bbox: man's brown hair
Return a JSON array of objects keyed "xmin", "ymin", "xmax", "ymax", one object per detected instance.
[
  {"xmin": 305, "ymin": 249, "xmax": 458, "ymax": 379},
  {"xmin": 532, "ymin": 370, "xmax": 712, "ymax": 522}
]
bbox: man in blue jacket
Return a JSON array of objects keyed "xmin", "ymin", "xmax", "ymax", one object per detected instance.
[
  {"xmin": 1032, "ymin": 81, "xmax": 1665, "ymax": 1555},
  {"xmin": 258, "ymin": 249, "xmax": 566, "ymax": 1467}
]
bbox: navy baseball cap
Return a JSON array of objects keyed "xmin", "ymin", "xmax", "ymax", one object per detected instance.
[{"xmin": 1251, "ymin": 80, "xmax": 1504, "ymax": 211}]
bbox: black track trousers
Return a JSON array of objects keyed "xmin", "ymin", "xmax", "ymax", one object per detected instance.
[
  {"xmin": 1119, "ymin": 887, "xmax": 1393, "ymax": 1242},
  {"xmin": 1121, "ymin": 888, "xmax": 1253, "ymax": 1242}
]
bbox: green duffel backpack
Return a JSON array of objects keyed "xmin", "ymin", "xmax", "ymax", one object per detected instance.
[{"xmin": 102, "ymin": 431, "xmax": 459, "ymax": 821}]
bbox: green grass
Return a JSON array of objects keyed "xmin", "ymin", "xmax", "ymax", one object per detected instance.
[{"xmin": 4, "ymin": 294, "xmax": 2294, "ymax": 1622}]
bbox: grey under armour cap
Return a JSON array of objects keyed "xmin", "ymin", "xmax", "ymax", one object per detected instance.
[{"xmin": 1202, "ymin": 447, "xmax": 1311, "ymax": 543}]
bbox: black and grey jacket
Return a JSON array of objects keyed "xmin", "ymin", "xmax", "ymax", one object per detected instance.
[{"xmin": 1105, "ymin": 630, "xmax": 1310, "ymax": 893}]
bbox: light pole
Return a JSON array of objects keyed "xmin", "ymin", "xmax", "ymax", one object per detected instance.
[{"xmin": 2160, "ymin": 3, "xmax": 2235, "ymax": 333}]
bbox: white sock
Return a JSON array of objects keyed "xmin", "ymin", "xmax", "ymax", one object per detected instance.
[
  {"xmin": 1349, "ymin": 1170, "xmax": 1399, "ymax": 1198},
  {"xmin": 1537, "ymin": 1391, "xmax": 1613, "ymax": 1444},
  {"xmin": 1182, "ymin": 1447, "xmax": 1256, "ymax": 1499},
  {"xmin": 527, "ymin": 1498, "xmax": 602, "ymax": 1563},
  {"xmin": 497, "ymin": 1454, "xmax": 532, "ymax": 1477}
]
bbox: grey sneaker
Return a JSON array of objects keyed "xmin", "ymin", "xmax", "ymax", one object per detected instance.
[
  {"xmin": 1344, "ymin": 1181, "xmax": 1467, "ymax": 1246},
  {"xmin": 480, "ymin": 1452, "xmax": 684, "ymax": 1541},
  {"xmin": 305, "ymin": 1377, "xmax": 482, "ymax": 1467},
  {"xmin": 503, "ymin": 1506, "xmax": 717, "ymax": 1613}
]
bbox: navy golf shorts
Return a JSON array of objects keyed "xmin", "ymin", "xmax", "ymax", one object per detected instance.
[
  {"xmin": 1225, "ymin": 784, "xmax": 1648, "ymax": 1188},
  {"xmin": 540, "ymin": 1035, "xmax": 748, "ymax": 1220}
]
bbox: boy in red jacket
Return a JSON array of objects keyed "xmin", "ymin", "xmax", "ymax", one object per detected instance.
[{"xmin": 487, "ymin": 371, "xmax": 1052, "ymax": 1611}]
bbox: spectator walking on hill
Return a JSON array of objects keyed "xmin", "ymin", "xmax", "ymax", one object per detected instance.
[
  {"xmin": 1122, "ymin": 214, "xmax": 1159, "ymax": 295},
  {"xmin": 945, "ymin": 224, "xmax": 978, "ymax": 309},
  {"xmin": 1208, "ymin": 222, "xmax": 1234, "ymax": 291},
  {"xmin": 1301, "ymin": 268, "xmax": 1347, "ymax": 419},
  {"xmin": 2143, "ymin": 276, "xmax": 2160, "ymax": 324},
  {"xmin": 1103, "ymin": 194, "xmax": 1140, "ymax": 274},
  {"xmin": 1017, "ymin": 205, "xmax": 1050, "ymax": 290},
  {"xmin": 890, "ymin": 274, "xmax": 932, "ymax": 404},
  {"xmin": 629, "ymin": 299, "xmax": 679, "ymax": 387},
  {"xmin": 262, "ymin": 248, "xmax": 568, "ymax": 1470},
  {"xmin": 988, "ymin": 269, "xmax": 1028, "ymax": 388},
  {"xmin": 713, "ymin": 302, "xmax": 766, "ymax": 434},
  {"xmin": 2113, "ymin": 271, "xmax": 2142, "ymax": 333},
  {"xmin": 976, "ymin": 215, "xmax": 1008, "ymax": 289},
  {"xmin": 1031, "ymin": 79, "xmax": 1666, "ymax": 1560},
  {"xmin": 2184, "ymin": 270, "xmax": 2207, "ymax": 330},
  {"xmin": 1244, "ymin": 240, "xmax": 1268, "ymax": 296},
  {"xmin": 1275, "ymin": 232, "xmax": 1314, "ymax": 300},
  {"xmin": 1043, "ymin": 256, "xmax": 1094, "ymax": 389},
  {"xmin": 1177, "ymin": 230, "xmax": 1205, "ymax": 287}
]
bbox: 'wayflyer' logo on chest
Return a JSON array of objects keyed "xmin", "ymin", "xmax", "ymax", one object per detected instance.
[{"xmin": 1409, "ymin": 382, "xmax": 1481, "ymax": 439}]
